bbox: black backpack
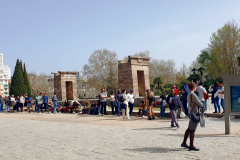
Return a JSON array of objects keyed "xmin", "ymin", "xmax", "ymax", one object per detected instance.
[{"xmin": 120, "ymin": 95, "xmax": 124, "ymax": 103}]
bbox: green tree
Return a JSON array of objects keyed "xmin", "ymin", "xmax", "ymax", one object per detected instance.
[
  {"xmin": 10, "ymin": 59, "xmax": 26, "ymax": 96},
  {"xmin": 197, "ymin": 67, "xmax": 205, "ymax": 81},
  {"xmin": 23, "ymin": 63, "xmax": 31, "ymax": 96},
  {"xmin": 187, "ymin": 74, "xmax": 201, "ymax": 83},
  {"xmin": 191, "ymin": 68, "xmax": 197, "ymax": 74},
  {"xmin": 153, "ymin": 77, "xmax": 163, "ymax": 90}
]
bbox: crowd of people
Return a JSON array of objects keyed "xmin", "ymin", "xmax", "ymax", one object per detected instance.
[{"xmin": 0, "ymin": 81, "xmax": 225, "ymax": 151}]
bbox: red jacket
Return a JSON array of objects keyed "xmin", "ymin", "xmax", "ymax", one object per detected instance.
[{"xmin": 204, "ymin": 92, "xmax": 209, "ymax": 101}]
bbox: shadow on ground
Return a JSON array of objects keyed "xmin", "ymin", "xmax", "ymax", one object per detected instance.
[{"xmin": 123, "ymin": 147, "xmax": 184, "ymax": 153}]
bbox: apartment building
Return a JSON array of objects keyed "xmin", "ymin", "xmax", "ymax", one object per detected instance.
[{"xmin": 0, "ymin": 53, "xmax": 11, "ymax": 96}]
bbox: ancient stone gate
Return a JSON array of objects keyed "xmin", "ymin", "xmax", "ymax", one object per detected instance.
[
  {"xmin": 52, "ymin": 71, "xmax": 77, "ymax": 101},
  {"xmin": 118, "ymin": 56, "xmax": 151, "ymax": 97}
]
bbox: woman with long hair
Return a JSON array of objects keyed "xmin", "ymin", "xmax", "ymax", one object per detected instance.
[
  {"xmin": 146, "ymin": 89, "xmax": 155, "ymax": 120},
  {"xmin": 181, "ymin": 82, "xmax": 203, "ymax": 151}
]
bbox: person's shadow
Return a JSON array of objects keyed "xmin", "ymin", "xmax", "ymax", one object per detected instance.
[{"xmin": 123, "ymin": 147, "xmax": 183, "ymax": 153}]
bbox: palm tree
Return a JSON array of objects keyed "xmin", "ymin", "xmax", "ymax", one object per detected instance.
[
  {"xmin": 191, "ymin": 68, "xmax": 197, "ymax": 74},
  {"xmin": 197, "ymin": 67, "xmax": 205, "ymax": 81},
  {"xmin": 153, "ymin": 77, "xmax": 163, "ymax": 90}
]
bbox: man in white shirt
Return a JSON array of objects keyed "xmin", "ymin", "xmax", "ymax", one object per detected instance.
[
  {"xmin": 197, "ymin": 82, "xmax": 207, "ymax": 113},
  {"xmin": 127, "ymin": 90, "xmax": 135, "ymax": 116},
  {"xmin": 219, "ymin": 81, "xmax": 225, "ymax": 113}
]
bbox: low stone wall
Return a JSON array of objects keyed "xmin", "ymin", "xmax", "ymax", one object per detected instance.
[{"xmin": 56, "ymin": 95, "xmax": 215, "ymax": 111}]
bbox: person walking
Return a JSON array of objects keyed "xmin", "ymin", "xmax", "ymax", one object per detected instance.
[
  {"xmin": 52, "ymin": 93, "xmax": 58, "ymax": 114},
  {"xmin": 181, "ymin": 82, "xmax": 203, "ymax": 151},
  {"xmin": 0, "ymin": 95, "xmax": 4, "ymax": 112},
  {"xmin": 167, "ymin": 89, "xmax": 182, "ymax": 128},
  {"xmin": 115, "ymin": 90, "xmax": 121, "ymax": 116},
  {"xmin": 43, "ymin": 93, "xmax": 49, "ymax": 112},
  {"xmin": 100, "ymin": 88, "xmax": 108, "ymax": 116},
  {"xmin": 127, "ymin": 90, "xmax": 134, "ymax": 116},
  {"xmin": 121, "ymin": 89, "xmax": 130, "ymax": 119},
  {"xmin": 219, "ymin": 81, "xmax": 225, "ymax": 114},
  {"xmin": 197, "ymin": 82, "xmax": 207, "ymax": 113},
  {"xmin": 209, "ymin": 82, "xmax": 221, "ymax": 113},
  {"xmin": 160, "ymin": 92, "xmax": 167, "ymax": 118},
  {"xmin": 110, "ymin": 92, "xmax": 115, "ymax": 115},
  {"xmin": 19, "ymin": 95, "xmax": 25, "ymax": 112}
]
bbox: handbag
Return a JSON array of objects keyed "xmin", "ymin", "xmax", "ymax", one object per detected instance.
[
  {"xmin": 188, "ymin": 94, "xmax": 200, "ymax": 123},
  {"xmin": 180, "ymin": 111, "xmax": 186, "ymax": 118}
]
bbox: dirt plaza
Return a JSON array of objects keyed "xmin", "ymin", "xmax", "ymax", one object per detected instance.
[{"xmin": 0, "ymin": 112, "xmax": 240, "ymax": 160}]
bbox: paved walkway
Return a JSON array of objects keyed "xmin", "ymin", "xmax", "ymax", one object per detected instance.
[{"xmin": 0, "ymin": 112, "xmax": 240, "ymax": 160}]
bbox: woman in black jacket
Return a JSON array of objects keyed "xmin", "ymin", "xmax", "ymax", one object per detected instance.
[{"xmin": 167, "ymin": 89, "xmax": 182, "ymax": 128}]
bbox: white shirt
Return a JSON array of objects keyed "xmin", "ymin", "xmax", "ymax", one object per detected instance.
[
  {"xmin": 221, "ymin": 86, "xmax": 224, "ymax": 99},
  {"xmin": 11, "ymin": 97, "xmax": 15, "ymax": 102},
  {"xmin": 19, "ymin": 96, "xmax": 25, "ymax": 103},
  {"xmin": 110, "ymin": 95, "xmax": 115, "ymax": 101},
  {"xmin": 197, "ymin": 86, "xmax": 207, "ymax": 101},
  {"xmin": 127, "ymin": 93, "xmax": 134, "ymax": 104}
]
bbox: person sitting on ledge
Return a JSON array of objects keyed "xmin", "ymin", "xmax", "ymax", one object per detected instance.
[
  {"xmin": 61, "ymin": 100, "xmax": 70, "ymax": 113},
  {"xmin": 82, "ymin": 99, "xmax": 90, "ymax": 114},
  {"xmin": 71, "ymin": 101, "xmax": 81, "ymax": 113},
  {"xmin": 137, "ymin": 100, "xmax": 146, "ymax": 118},
  {"xmin": 90, "ymin": 101, "xmax": 98, "ymax": 115},
  {"xmin": 47, "ymin": 102, "xmax": 54, "ymax": 113}
]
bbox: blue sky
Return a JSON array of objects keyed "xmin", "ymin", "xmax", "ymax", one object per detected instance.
[{"xmin": 1, "ymin": 0, "xmax": 240, "ymax": 75}]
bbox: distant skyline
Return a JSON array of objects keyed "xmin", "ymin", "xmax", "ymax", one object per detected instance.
[{"xmin": 1, "ymin": 0, "xmax": 240, "ymax": 76}]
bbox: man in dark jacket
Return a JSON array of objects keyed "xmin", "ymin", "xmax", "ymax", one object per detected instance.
[{"xmin": 167, "ymin": 89, "xmax": 182, "ymax": 128}]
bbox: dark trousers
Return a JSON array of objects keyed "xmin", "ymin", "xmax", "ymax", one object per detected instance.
[
  {"xmin": 128, "ymin": 102, "xmax": 134, "ymax": 116},
  {"xmin": 101, "ymin": 102, "xmax": 107, "ymax": 115},
  {"xmin": 182, "ymin": 100, "xmax": 188, "ymax": 116},
  {"xmin": 111, "ymin": 101, "xmax": 115, "ymax": 115}
]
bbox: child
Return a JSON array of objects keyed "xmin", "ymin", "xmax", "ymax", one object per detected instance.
[{"xmin": 138, "ymin": 100, "xmax": 146, "ymax": 118}]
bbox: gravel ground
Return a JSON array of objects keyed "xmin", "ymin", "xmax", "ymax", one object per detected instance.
[{"xmin": 0, "ymin": 112, "xmax": 240, "ymax": 160}]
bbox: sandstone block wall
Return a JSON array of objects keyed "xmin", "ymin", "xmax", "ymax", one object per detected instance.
[{"xmin": 118, "ymin": 56, "xmax": 151, "ymax": 97}]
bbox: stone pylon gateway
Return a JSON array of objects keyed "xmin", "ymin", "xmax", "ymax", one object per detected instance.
[
  {"xmin": 118, "ymin": 56, "xmax": 151, "ymax": 97},
  {"xmin": 51, "ymin": 71, "xmax": 78, "ymax": 101}
]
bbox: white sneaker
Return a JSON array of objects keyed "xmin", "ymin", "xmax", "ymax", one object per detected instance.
[
  {"xmin": 73, "ymin": 112, "xmax": 75, "ymax": 114},
  {"xmin": 142, "ymin": 115, "xmax": 145, "ymax": 118},
  {"xmin": 49, "ymin": 112, "xmax": 51, "ymax": 114}
]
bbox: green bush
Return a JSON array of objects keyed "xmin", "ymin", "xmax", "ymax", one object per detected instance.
[{"xmin": 154, "ymin": 90, "xmax": 162, "ymax": 95}]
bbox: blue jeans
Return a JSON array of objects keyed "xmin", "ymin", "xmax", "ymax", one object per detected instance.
[
  {"xmin": 5, "ymin": 104, "xmax": 10, "ymax": 112},
  {"xmin": 138, "ymin": 108, "xmax": 145, "ymax": 116},
  {"xmin": 111, "ymin": 101, "xmax": 115, "ymax": 114},
  {"xmin": 35, "ymin": 101, "xmax": 38, "ymax": 112},
  {"xmin": 221, "ymin": 99, "xmax": 225, "ymax": 112},
  {"xmin": 38, "ymin": 104, "xmax": 42, "ymax": 113},
  {"xmin": 53, "ymin": 101, "xmax": 57, "ymax": 113},
  {"xmin": 214, "ymin": 97, "xmax": 221, "ymax": 112},
  {"xmin": 160, "ymin": 105, "xmax": 166, "ymax": 117},
  {"xmin": 115, "ymin": 102, "xmax": 120, "ymax": 115},
  {"xmin": 182, "ymin": 100, "xmax": 188, "ymax": 116},
  {"xmin": 44, "ymin": 103, "xmax": 49, "ymax": 110},
  {"xmin": 201, "ymin": 101, "xmax": 205, "ymax": 113},
  {"xmin": 0, "ymin": 103, "xmax": 3, "ymax": 111},
  {"xmin": 100, "ymin": 102, "xmax": 107, "ymax": 115},
  {"xmin": 128, "ymin": 102, "xmax": 134, "ymax": 116}
]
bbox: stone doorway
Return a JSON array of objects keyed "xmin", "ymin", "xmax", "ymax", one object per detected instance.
[
  {"xmin": 137, "ymin": 71, "xmax": 145, "ymax": 96},
  {"xmin": 66, "ymin": 81, "xmax": 73, "ymax": 100}
]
